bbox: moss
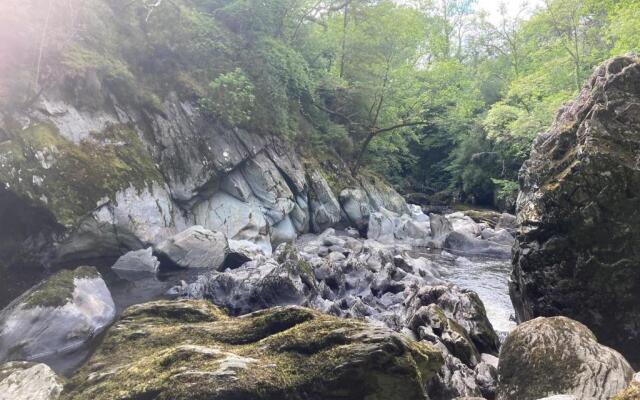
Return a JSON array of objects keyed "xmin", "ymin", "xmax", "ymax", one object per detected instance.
[
  {"xmin": 498, "ymin": 317, "xmax": 589, "ymax": 400},
  {"xmin": 276, "ymin": 244, "xmax": 314, "ymax": 280},
  {"xmin": 62, "ymin": 301, "xmax": 443, "ymax": 400},
  {"xmin": 614, "ymin": 382, "xmax": 640, "ymax": 400},
  {"xmin": 0, "ymin": 123, "xmax": 163, "ymax": 226},
  {"xmin": 22, "ymin": 266, "xmax": 99, "ymax": 309}
]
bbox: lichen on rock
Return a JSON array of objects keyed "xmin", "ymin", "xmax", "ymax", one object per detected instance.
[{"xmin": 61, "ymin": 300, "xmax": 443, "ymax": 400}]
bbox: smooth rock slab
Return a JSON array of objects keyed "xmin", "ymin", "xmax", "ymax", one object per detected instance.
[
  {"xmin": 0, "ymin": 361, "xmax": 64, "ymax": 400},
  {"xmin": 0, "ymin": 267, "xmax": 115, "ymax": 362},
  {"xmin": 156, "ymin": 226, "xmax": 229, "ymax": 269},
  {"xmin": 497, "ymin": 316, "xmax": 633, "ymax": 400},
  {"xmin": 62, "ymin": 300, "xmax": 443, "ymax": 400},
  {"xmin": 111, "ymin": 247, "xmax": 159, "ymax": 273}
]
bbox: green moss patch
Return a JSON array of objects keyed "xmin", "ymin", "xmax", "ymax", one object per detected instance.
[
  {"xmin": 22, "ymin": 266, "xmax": 99, "ymax": 309},
  {"xmin": 0, "ymin": 123, "xmax": 163, "ymax": 226},
  {"xmin": 62, "ymin": 300, "xmax": 443, "ymax": 400}
]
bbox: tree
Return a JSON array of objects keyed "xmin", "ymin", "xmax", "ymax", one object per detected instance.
[{"xmin": 311, "ymin": 1, "xmax": 429, "ymax": 175}]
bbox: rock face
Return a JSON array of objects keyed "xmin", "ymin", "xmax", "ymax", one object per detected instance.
[
  {"xmin": 155, "ymin": 226, "xmax": 229, "ymax": 269},
  {"xmin": 511, "ymin": 56, "xmax": 640, "ymax": 365},
  {"xmin": 0, "ymin": 361, "xmax": 64, "ymax": 400},
  {"xmin": 0, "ymin": 266, "xmax": 115, "ymax": 362},
  {"xmin": 61, "ymin": 300, "xmax": 443, "ymax": 400},
  {"xmin": 0, "ymin": 84, "xmax": 412, "ymax": 307},
  {"xmin": 497, "ymin": 316, "xmax": 633, "ymax": 400}
]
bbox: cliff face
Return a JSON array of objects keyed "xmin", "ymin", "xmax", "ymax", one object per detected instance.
[
  {"xmin": 0, "ymin": 79, "xmax": 407, "ymax": 307},
  {"xmin": 511, "ymin": 56, "xmax": 640, "ymax": 366}
]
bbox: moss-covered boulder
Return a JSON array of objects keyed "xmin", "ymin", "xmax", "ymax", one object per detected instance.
[
  {"xmin": 0, "ymin": 266, "xmax": 115, "ymax": 363},
  {"xmin": 62, "ymin": 300, "xmax": 443, "ymax": 400},
  {"xmin": 497, "ymin": 316, "xmax": 633, "ymax": 400}
]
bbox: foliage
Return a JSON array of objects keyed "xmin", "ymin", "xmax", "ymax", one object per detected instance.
[
  {"xmin": 1, "ymin": 0, "xmax": 639, "ymax": 210},
  {"xmin": 198, "ymin": 68, "xmax": 255, "ymax": 126}
]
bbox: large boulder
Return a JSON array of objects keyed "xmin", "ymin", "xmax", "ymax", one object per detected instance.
[
  {"xmin": 511, "ymin": 56, "xmax": 640, "ymax": 365},
  {"xmin": 155, "ymin": 226, "xmax": 229, "ymax": 269},
  {"xmin": 62, "ymin": 300, "xmax": 443, "ymax": 400},
  {"xmin": 0, "ymin": 361, "xmax": 64, "ymax": 400},
  {"xmin": 497, "ymin": 316, "xmax": 633, "ymax": 400},
  {"xmin": 0, "ymin": 266, "xmax": 115, "ymax": 362}
]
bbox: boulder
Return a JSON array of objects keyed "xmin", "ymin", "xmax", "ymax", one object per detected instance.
[
  {"xmin": 62, "ymin": 300, "xmax": 443, "ymax": 400},
  {"xmin": 339, "ymin": 188, "xmax": 371, "ymax": 232},
  {"xmin": 446, "ymin": 212, "xmax": 482, "ymax": 238},
  {"xmin": 0, "ymin": 266, "xmax": 115, "ymax": 362},
  {"xmin": 367, "ymin": 210, "xmax": 397, "ymax": 243},
  {"xmin": 0, "ymin": 361, "xmax": 64, "ymax": 400},
  {"xmin": 156, "ymin": 226, "xmax": 229, "ymax": 270},
  {"xmin": 307, "ymin": 170, "xmax": 342, "ymax": 233},
  {"xmin": 511, "ymin": 56, "xmax": 640, "ymax": 366},
  {"xmin": 405, "ymin": 285, "xmax": 499, "ymax": 356},
  {"xmin": 185, "ymin": 244, "xmax": 315, "ymax": 315},
  {"xmin": 429, "ymin": 213, "xmax": 453, "ymax": 248},
  {"xmin": 497, "ymin": 316, "xmax": 633, "ymax": 400},
  {"xmin": 111, "ymin": 247, "xmax": 159, "ymax": 273}
]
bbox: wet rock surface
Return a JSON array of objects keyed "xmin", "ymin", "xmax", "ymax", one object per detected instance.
[
  {"xmin": 0, "ymin": 361, "xmax": 64, "ymax": 400},
  {"xmin": 497, "ymin": 316, "xmax": 633, "ymax": 400},
  {"xmin": 61, "ymin": 300, "xmax": 443, "ymax": 400},
  {"xmin": 512, "ymin": 56, "xmax": 640, "ymax": 366},
  {"xmin": 0, "ymin": 266, "xmax": 115, "ymax": 364}
]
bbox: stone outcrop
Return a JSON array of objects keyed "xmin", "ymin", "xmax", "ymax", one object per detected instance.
[
  {"xmin": 497, "ymin": 316, "xmax": 633, "ymax": 400},
  {"xmin": 61, "ymin": 300, "xmax": 443, "ymax": 400},
  {"xmin": 0, "ymin": 86, "xmax": 412, "ymax": 307},
  {"xmin": 511, "ymin": 55, "xmax": 640, "ymax": 365},
  {"xmin": 0, "ymin": 361, "xmax": 64, "ymax": 400},
  {"xmin": 0, "ymin": 266, "xmax": 115, "ymax": 363}
]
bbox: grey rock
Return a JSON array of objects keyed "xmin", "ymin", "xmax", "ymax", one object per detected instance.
[
  {"xmin": 497, "ymin": 316, "xmax": 633, "ymax": 400},
  {"xmin": 0, "ymin": 361, "xmax": 64, "ymax": 400},
  {"xmin": 307, "ymin": 170, "xmax": 341, "ymax": 232},
  {"xmin": 367, "ymin": 210, "xmax": 397, "ymax": 243},
  {"xmin": 156, "ymin": 226, "xmax": 229, "ymax": 269},
  {"xmin": 0, "ymin": 267, "xmax": 115, "ymax": 362},
  {"xmin": 111, "ymin": 247, "xmax": 159, "ymax": 273},
  {"xmin": 339, "ymin": 188, "xmax": 371, "ymax": 232}
]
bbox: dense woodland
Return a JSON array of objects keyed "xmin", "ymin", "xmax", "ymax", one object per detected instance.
[{"xmin": 1, "ymin": 0, "xmax": 639, "ymax": 209}]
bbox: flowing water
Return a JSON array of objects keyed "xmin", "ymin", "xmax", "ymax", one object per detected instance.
[{"xmin": 411, "ymin": 248, "xmax": 517, "ymax": 337}]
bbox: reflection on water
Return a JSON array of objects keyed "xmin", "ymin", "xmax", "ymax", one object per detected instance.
[{"xmin": 411, "ymin": 249, "xmax": 517, "ymax": 337}]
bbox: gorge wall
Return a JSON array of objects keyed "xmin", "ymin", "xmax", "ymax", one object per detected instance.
[
  {"xmin": 512, "ymin": 55, "xmax": 640, "ymax": 366},
  {"xmin": 0, "ymin": 78, "xmax": 407, "ymax": 307}
]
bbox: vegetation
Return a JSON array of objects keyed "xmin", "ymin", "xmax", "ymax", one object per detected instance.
[
  {"xmin": 62, "ymin": 300, "xmax": 443, "ymax": 400},
  {"xmin": 0, "ymin": 0, "xmax": 638, "ymax": 210}
]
